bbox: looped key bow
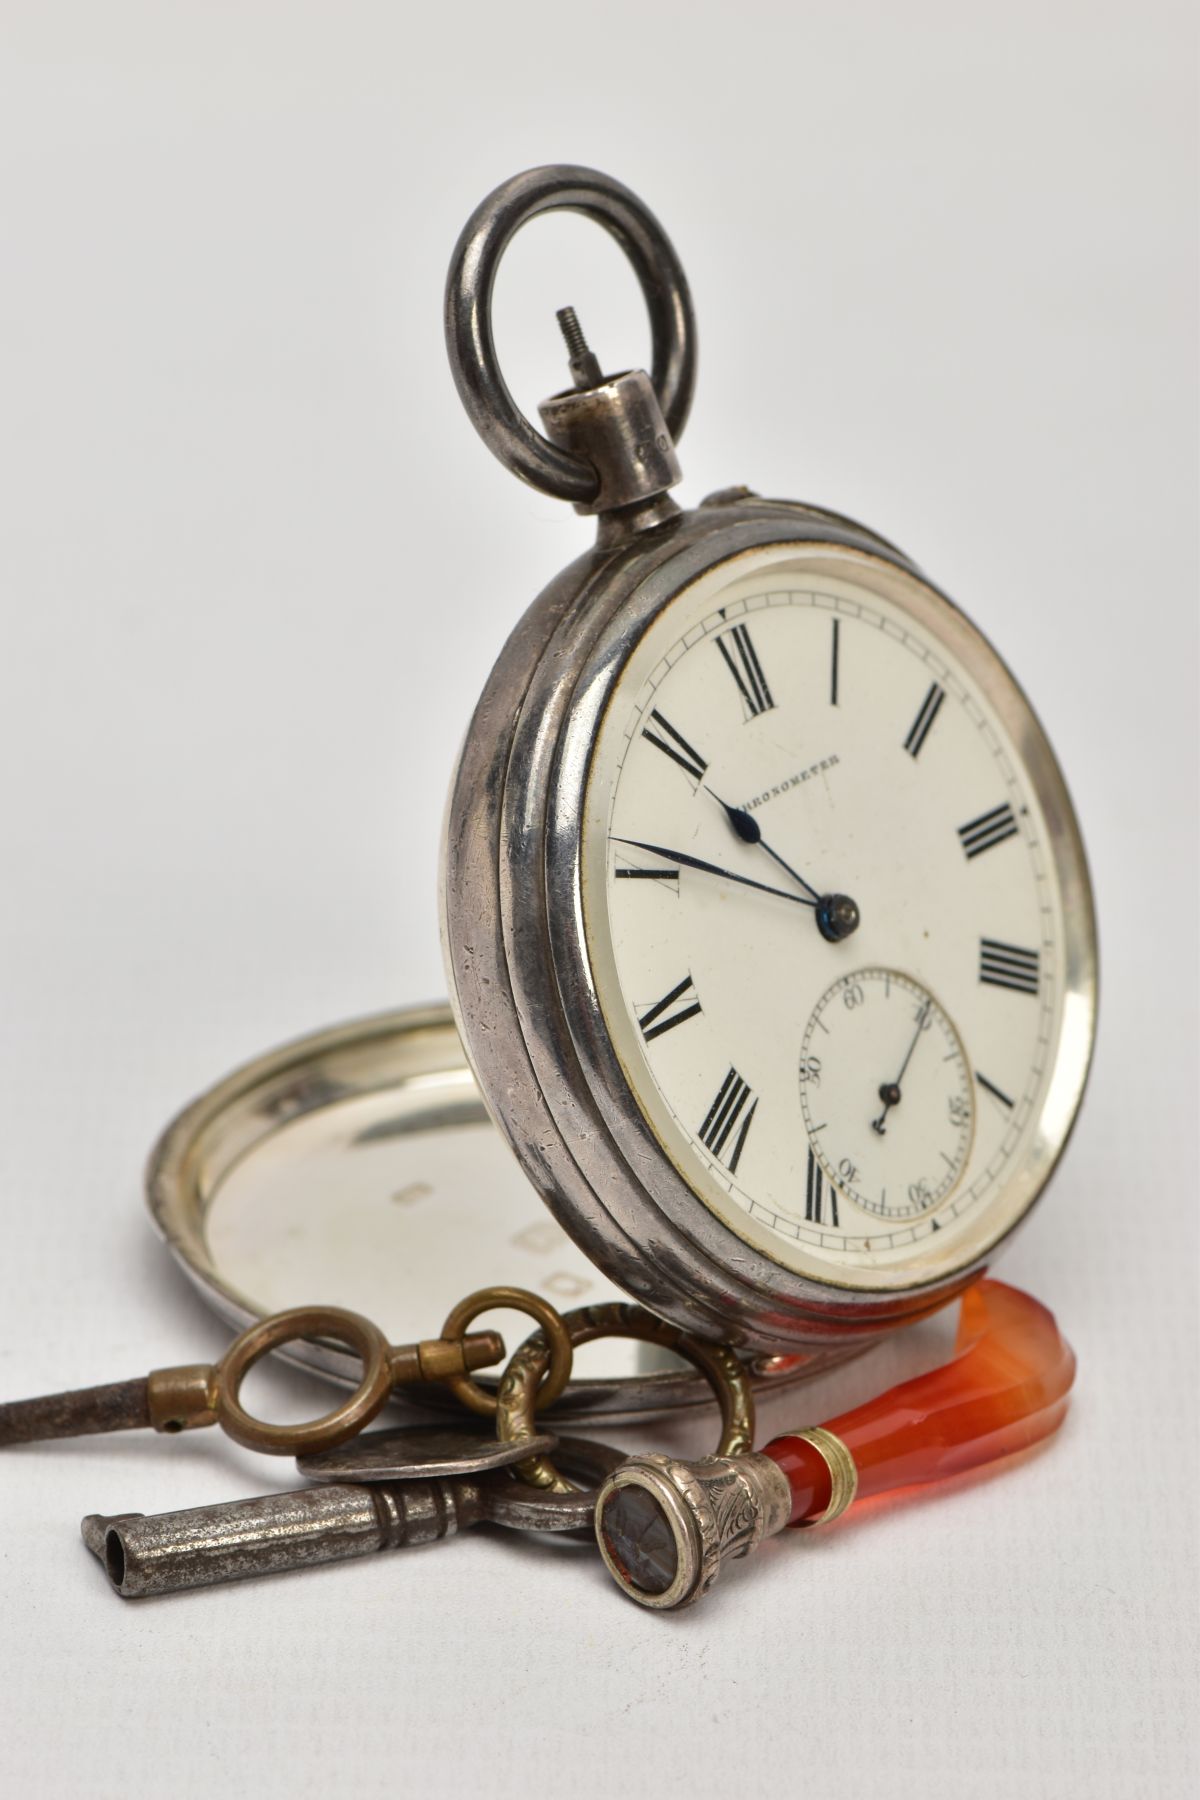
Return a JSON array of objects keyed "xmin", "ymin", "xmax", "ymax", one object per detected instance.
[{"xmin": 0, "ymin": 1290, "xmax": 574, "ymax": 1457}]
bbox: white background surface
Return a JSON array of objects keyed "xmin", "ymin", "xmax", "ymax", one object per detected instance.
[{"xmin": 0, "ymin": 4, "xmax": 1196, "ymax": 1796}]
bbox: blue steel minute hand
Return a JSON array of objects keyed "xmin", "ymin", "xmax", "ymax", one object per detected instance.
[{"xmin": 611, "ymin": 836, "xmax": 817, "ymax": 909}]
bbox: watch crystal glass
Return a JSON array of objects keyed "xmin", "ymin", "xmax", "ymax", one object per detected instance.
[{"xmin": 580, "ymin": 546, "xmax": 1080, "ymax": 1290}]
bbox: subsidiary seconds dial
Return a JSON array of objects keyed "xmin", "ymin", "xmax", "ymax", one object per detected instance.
[{"xmin": 799, "ymin": 971, "xmax": 974, "ymax": 1220}]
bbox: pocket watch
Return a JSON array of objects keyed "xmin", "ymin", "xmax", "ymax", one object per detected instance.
[{"xmin": 441, "ymin": 165, "xmax": 1096, "ymax": 1358}]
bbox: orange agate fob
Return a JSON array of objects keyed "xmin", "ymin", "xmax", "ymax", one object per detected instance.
[{"xmin": 764, "ymin": 1279, "xmax": 1076, "ymax": 1527}]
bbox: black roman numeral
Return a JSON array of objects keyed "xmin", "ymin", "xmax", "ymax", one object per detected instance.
[
  {"xmin": 958, "ymin": 803, "xmax": 1019, "ymax": 859},
  {"xmin": 805, "ymin": 1147, "xmax": 839, "ymax": 1227},
  {"xmin": 698, "ymin": 1068, "xmax": 757, "ymax": 1172},
  {"xmin": 979, "ymin": 939, "xmax": 1040, "ymax": 996},
  {"xmin": 615, "ymin": 865, "xmax": 679, "ymax": 883},
  {"xmin": 716, "ymin": 624, "xmax": 774, "ymax": 718},
  {"xmin": 642, "ymin": 709, "xmax": 708, "ymax": 784},
  {"xmin": 637, "ymin": 975, "xmax": 702, "ymax": 1042},
  {"xmin": 904, "ymin": 682, "xmax": 945, "ymax": 757},
  {"xmin": 975, "ymin": 1071, "xmax": 1015, "ymax": 1109},
  {"xmin": 830, "ymin": 619, "xmax": 840, "ymax": 705}
]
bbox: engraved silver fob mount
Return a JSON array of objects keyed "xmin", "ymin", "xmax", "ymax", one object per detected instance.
[{"xmin": 442, "ymin": 165, "xmax": 1097, "ymax": 1359}]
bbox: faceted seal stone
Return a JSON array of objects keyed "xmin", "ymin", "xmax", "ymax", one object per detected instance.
[{"xmin": 599, "ymin": 1483, "xmax": 678, "ymax": 1595}]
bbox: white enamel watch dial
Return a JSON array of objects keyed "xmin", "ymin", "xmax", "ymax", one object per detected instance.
[{"xmin": 580, "ymin": 545, "xmax": 1079, "ymax": 1291}]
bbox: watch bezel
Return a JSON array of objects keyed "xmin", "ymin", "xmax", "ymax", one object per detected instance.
[{"xmin": 441, "ymin": 501, "xmax": 1097, "ymax": 1351}]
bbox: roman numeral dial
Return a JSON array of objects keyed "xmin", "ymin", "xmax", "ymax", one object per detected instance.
[
  {"xmin": 980, "ymin": 939, "xmax": 1040, "ymax": 995},
  {"xmin": 641, "ymin": 710, "xmax": 707, "ymax": 784},
  {"xmin": 959, "ymin": 803, "xmax": 1019, "ymax": 859},
  {"xmin": 976, "ymin": 1072, "xmax": 1015, "ymax": 1110},
  {"xmin": 716, "ymin": 623, "xmax": 774, "ymax": 717},
  {"xmin": 638, "ymin": 976, "xmax": 702, "ymax": 1041},
  {"xmin": 615, "ymin": 863, "xmax": 678, "ymax": 884},
  {"xmin": 596, "ymin": 574, "xmax": 1067, "ymax": 1275},
  {"xmin": 698, "ymin": 1069, "xmax": 758, "ymax": 1173},
  {"xmin": 904, "ymin": 682, "xmax": 945, "ymax": 757},
  {"xmin": 805, "ymin": 1148, "xmax": 840, "ymax": 1228}
]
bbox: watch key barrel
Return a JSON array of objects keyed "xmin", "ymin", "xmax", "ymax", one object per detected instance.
[
  {"xmin": 0, "ymin": 1376, "xmax": 152, "ymax": 1446},
  {"xmin": 81, "ymin": 1437, "xmax": 625, "ymax": 1597},
  {"xmin": 83, "ymin": 1478, "xmax": 477, "ymax": 1598}
]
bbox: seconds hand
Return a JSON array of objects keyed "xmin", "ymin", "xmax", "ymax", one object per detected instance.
[{"xmin": 872, "ymin": 999, "xmax": 932, "ymax": 1136}]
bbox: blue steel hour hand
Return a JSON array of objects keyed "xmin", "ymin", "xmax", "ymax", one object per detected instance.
[{"xmin": 705, "ymin": 789, "xmax": 860, "ymax": 944}]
